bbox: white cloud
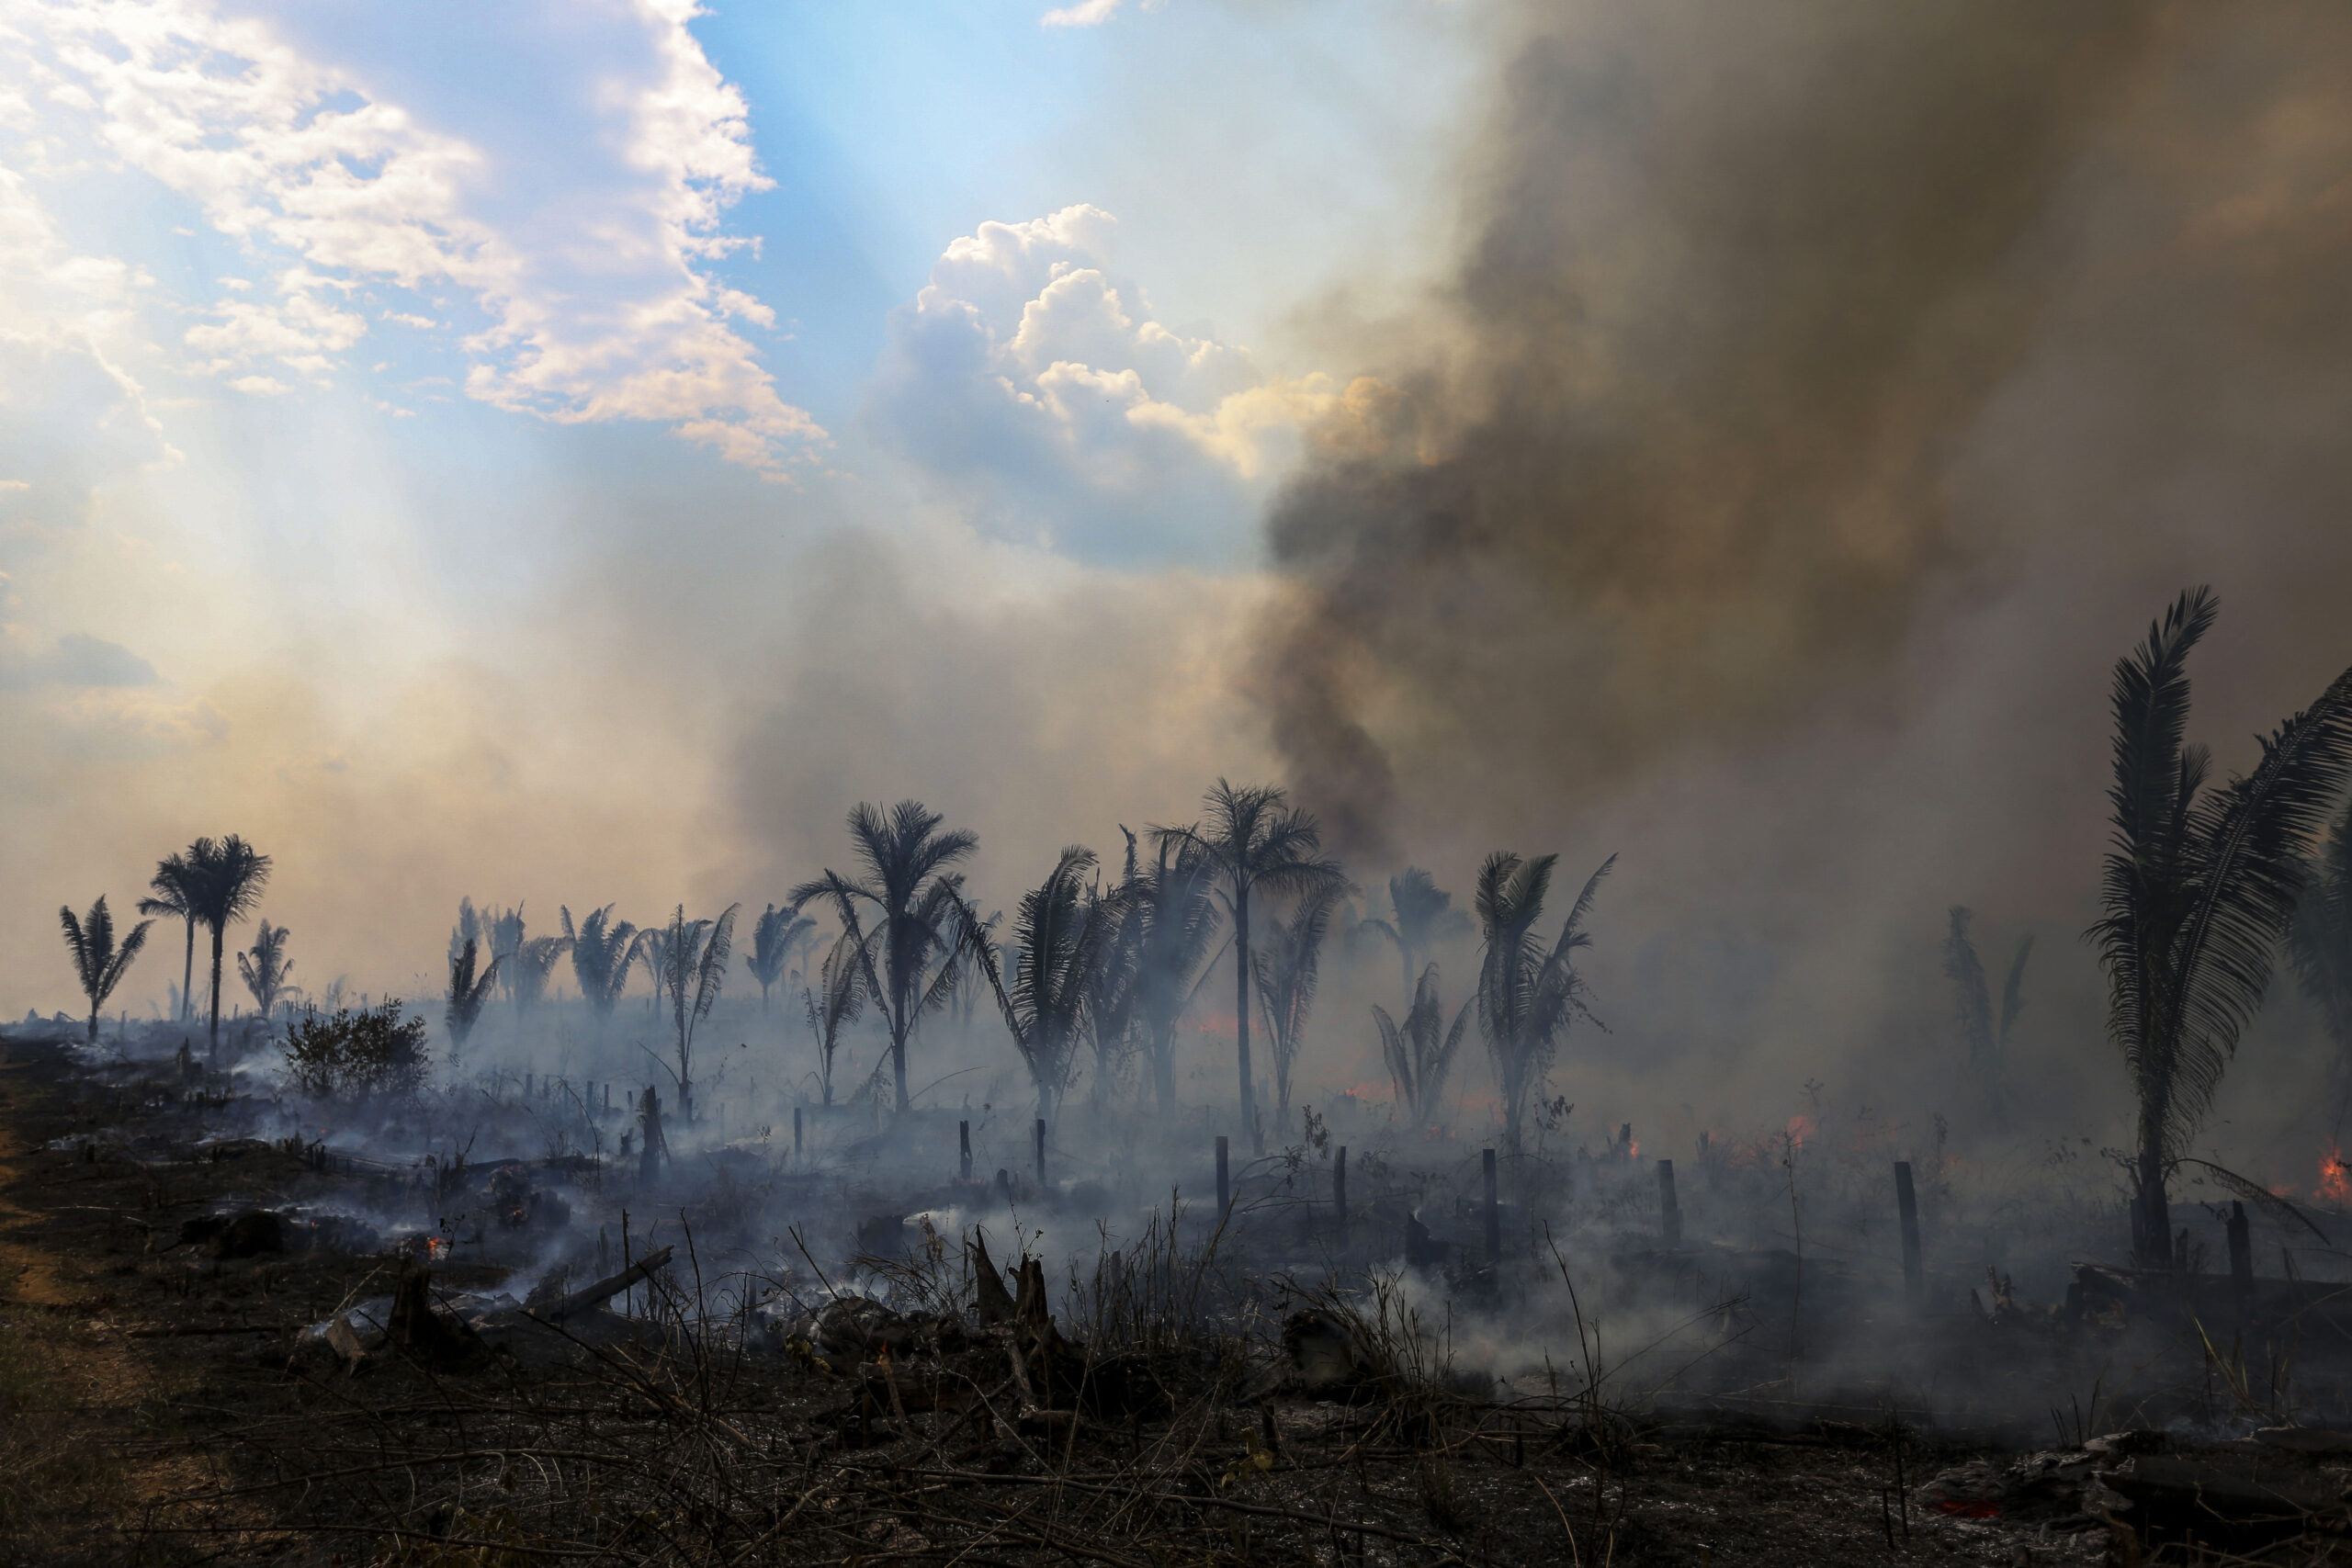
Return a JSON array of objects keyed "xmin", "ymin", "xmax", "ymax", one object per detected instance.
[
  {"xmin": 868, "ymin": 204, "xmax": 1342, "ymax": 565},
  {"xmin": 6, "ymin": 0, "xmax": 824, "ymax": 473},
  {"xmin": 1042, "ymin": 0, "xmax": 1162, "ymax": 27}
]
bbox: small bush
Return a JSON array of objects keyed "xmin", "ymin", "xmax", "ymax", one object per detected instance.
[{"xmin": 280, "ymin": 1000, "xmax": 430, "ymax": 1100}]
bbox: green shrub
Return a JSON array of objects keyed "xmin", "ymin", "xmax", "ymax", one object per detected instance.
[{"xmin": 280, "ymin": 1000, "xmax": 430, "ymax": 1100}]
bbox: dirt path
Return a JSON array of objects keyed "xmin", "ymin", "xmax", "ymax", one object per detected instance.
[{"xmin": 0, "ymin": 1040, "xmax": 215, "ymax": 1566}]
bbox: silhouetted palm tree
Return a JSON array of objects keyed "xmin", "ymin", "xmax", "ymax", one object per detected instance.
[
  {"xmin": 792, "ymin": 800, "xmax": 980, "ymax": 1113},
  {"xmin": 138, "ymin": 852, "xmax": 197, "ymax": 1023},
  {"xmin": 1357, "ymin": 867, "xmax": 1470, "ymax": 999},
  {"xmin": 186, "ymin": 835, "xmax": 271, "ymax": 1061},
  {"xmin": 510, "ymin": 935, "xmax": 571, "ymax": 1010},
  {"xmin": 487, "ymin": 904, "xmax": 526, "ymax": 1004},
  {"xmin": 1376, "ymin": 963, "xmax": 1473, "ymax": 1132},
  {"xmin": 561, "ymin": 905, "xmax": 638, "ymax": 1018},
  {"xmin": 1476, "ymin": 851, "xmax": 1612, "ymax": 1156},
  {"xmin": 2089, "ymin": 588, "xmax": 2352, "ymax": 1268},
  {"xmin": 1080, "ymin": 848, "xmax": 1146, "ymax": 1111},
  {"xmin": 1156, "ymin": 781, "xmax": 1343, "ymax": 1151},
  {"xmin": 802, "ymin": 930, "xmax": 865, "ymax": 1108},
  {"xmin": 973, "ymin": 847, "xmax": 1114, "ymax": 1123},
  {"xmin": 1942, "ymin": 906, "xmax": 2032, "ymax": 1120},
  {"xmin": 1253, "ymin": 881, "xmax": 1343, "ymax": 1128},
  {"xmin": 2290, "ymin": 795, "xmax": 2352, "ymax": 1134},
  {"xmin": 237, "ymin": 919, "xmax": 296, "ymax": 1021},
  {"xmin": 648, "ymin": 903, "xmax": 737, "ymax": 1122},
  {"xmin": 60, "ymin": 896, "xmax": 152, "ymax": 1043},
  {"xmin": 747, "ymin": 901, "xmax": 816, "ymax": 1012},
  {"xmin": 447, "ymin": 937, "xmax": 500, "ymax": 1063},
  {"xmin": 1119, "ymin": 828, "xmax": 1225, "ymax": 1118}
]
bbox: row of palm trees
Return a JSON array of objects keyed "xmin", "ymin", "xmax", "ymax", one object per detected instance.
[{"xmin": 53, "ymin": 836, "xmax": 276, "ymax": 1055}]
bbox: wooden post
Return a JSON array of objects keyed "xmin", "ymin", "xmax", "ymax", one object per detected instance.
[
  {"xmin": 1216, "ymin": 1134, "xmax": 1230, "ymax": 1215},
  {"xmin": 1333, "ymin": 1145, "xmax": 1348, "ymax": 1246},
  {"xmin": 960, "ymin": 1120, "xmax": 973, "ymax": 1182},
  {"xmin": 1483, "ymin": 1148, "xmax": 1501, "ymax": 1268},
  {"xmin": 2228, "ymin": 1200, "xmax": 2254, "ymax": 1307},
  {"xmin": 1034, "ymin": 1117, "xmax": 1046, "ymax": 1189},
  {"xmin": 1894, "ymin": 1160, "xmax": 1923, "ymax": 1305},
  {"xmin": 1657, "ymin": 1158, "xmax": 1682, "ymax": 1248}
]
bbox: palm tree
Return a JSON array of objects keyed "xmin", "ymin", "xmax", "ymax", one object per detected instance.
[
  {"xmin": 138, "ymin": 852, "xmax": 197, "ymax": 1023},
  {"xmin": 2089, "ymin": 587, "xmax": 2352, "ymax": 1269},
  {"xmin": 236, "ymin": 919, "xmax": 296, "ymax": 1021},
  {"xmin": 1358, "ymin": 867, "xmax": 1471, "ymax": 999},
  {"xmin": 185, "ymin": 835, "xmax": 271, "ymax": 1061},
  {"xmin": 1080, "ymin": 851, "xmax": 1146, "ymax": 1112},
  {"xmin": 972, "ymin": 846, "xmax": 1114, "ymax": 1123},
  {"xmin": 747, "ymin": 901, "xmax": 816, "ymax": 1012},
  {"xmin": 1124, "ymin": 828, "xmax": 1224, "ymax": 1117},
  {"xmin": 510, "ymin": 934, "xmax": 572, "ymax": 1010},
  {"xmin": 1156, "ymin": 780, "xmax": 1344, "ymax": 1150},
  {"xmin": 1253, "ymin": 881, "xmax": 1343, "ymax": 1129},
  {"xmin": 447, "ymin": 937, "xmax": 500, "ymax": 1062},
  {"xmin": 1942, "ymin": 907, "xmax": 2032, "ymax": 1111},
  {"xmin": 1376, "ymin": 963, "xmax": 1474, "ymax": 1132},
  {"xmin": 648, "ymin": 903, "xmax": 738, "ymax": 1122},
  {"xmin": 802, "ymin": 930, "xmax": 866, "ymax": 1107},
  {"xmin": 487, "ymin": 904, "xmax": 526, "ymax": 1004},
  {"xmin": 561, "ymin": 905, "xmax": 638, "ymax": 1018},
  {"xmin": 791, "ymin": 800, "xmax": 980, "ymax": 1113},
  {"xmin": 1476, "ymin": 851, "xmax": 1613, "ymax": 1156},
  {"xmin": 60, "ymin": 896, "xmax": 153, "ymax": 1043},
  {"xmin": 2290, "ymin": 795, "xmax": 2352, "ymax": 1133}
]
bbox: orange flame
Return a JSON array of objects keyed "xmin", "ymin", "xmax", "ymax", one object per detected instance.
[
  {"xmin": 2320, "ymin": 1145, "xmax": 2352, "ymax": 1205},
  {"xmin": 1785, "ymin": 1113, "xmax": 1815, "ymax": 1152}
]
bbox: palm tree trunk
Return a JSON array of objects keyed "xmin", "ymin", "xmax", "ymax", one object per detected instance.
[
  {"xmin": 2134, "ymin": 1100, "xmax": 2173, "ymax": 1269},
  {"xmin": 890, "ymin": 1019, "xmax": 910, "ymax": 1112},
  {"xmin": 207, "ymin": 924, "xmax": 225, "ymax": 1063},
  {"xmin": 87, "ymin": 1000, "xmax": 99, "ymax": 1043},
  {"xmin": 181, "ymin": 917, "xmax": 195, "ymax": 1022},
  {"xmin": 1234, "ymin": 888, "xmax": 1257, "ymax": 1152}
]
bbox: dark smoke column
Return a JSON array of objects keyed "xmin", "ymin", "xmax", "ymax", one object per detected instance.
[{"xmin": 1256, "ymin": 1, "xmax": 2154, "ymax": 859}]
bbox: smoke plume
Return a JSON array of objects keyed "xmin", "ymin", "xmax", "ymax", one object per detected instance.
[{"xmin": 1261, "ymin": 1, "xmax": 2162, "ymax": 859}]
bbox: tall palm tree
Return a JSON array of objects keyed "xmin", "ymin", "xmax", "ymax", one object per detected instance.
[
  {"xmin": 1125, "ymin": 827, "xmax": 1224, "ymax": 1117},
  {"xmin": 138, "ymin": 852, "xmax": 197, "ymax": 1023},
  {"xmin": 2089, "ymin": 587, "xmax": 2352, "ymax": 1269},
  {"xmin": 447, "ymin": 937, "xmax": 500, "ymax": 1063},
  {"xmin": 60, "ymin": 896, "xmax": 153, "ymax": 1043},
  {"xmin": 747, "ymin": 901, "xmax": 817, "ymax": 1012},
  {"xmin": 1358, "ymin": 867, "xmax": 1471, "ymax": 999},
  {"xmin": 561, "ymin": 905, "xmax": 638, "ymax": 1018},
  {"xmin": 802, "ymin": 930, "xmax": 865, "ymax": 1107},
  {"xmin": 1080, "ymin": 853, "xmax": 1146, "ymax": 1112},
  {"xmin": 1253, "ymin": 881, "xmax": 1343, "ymax": 1129},
  {"xmin": 648, "ymin": 903, "xmax": 737, "ymax": 1123},
  {"xmin": 236, "ymin": 919, "xmax": 296, "ymax": 1021},
  {"xmin": 973, "ymin": 846, "xmax": 1115, "ymax": 1124},
  {"xmin": 1156, "ymin": 780, "xmax": 1344, "ymax": 1151},
  {"xmin": 1376, "ymin": 963, "xmax": 1474, "ymax": 1132},
  {"xmin": 1476, "ymin": 851, "xmax": 1613, "ymax": 1156},
  {"xmin": 2290, "ymin": 795, "xmax": 2352, "ymax": 1133},
  {"xmin": 185, "ymin": 835, "xmax": 271, "ymax": 1061},
  {"xmin": 791, "ymin": 800, "xmax": 980, "ymax": 1113}
]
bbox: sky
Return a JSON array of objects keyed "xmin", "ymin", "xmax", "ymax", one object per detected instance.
[{"xmin": 10, "ymin": 0, "xmax": 2352, "ymax": 1172}]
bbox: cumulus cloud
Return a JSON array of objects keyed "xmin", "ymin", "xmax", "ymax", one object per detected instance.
[
  {"xmin": 868, "ymin": 204, "xmax": 1347, "ymax": 564},
  {"xmin": 4, "ymin": 0, "xmax": 823, "ymax": 473}
]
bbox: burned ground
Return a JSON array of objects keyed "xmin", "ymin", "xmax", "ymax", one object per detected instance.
[{"xmin": 1, "ymin": 1029, "xmax": 2345, "ymax": 1565}]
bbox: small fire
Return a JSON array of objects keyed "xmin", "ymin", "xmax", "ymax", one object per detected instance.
[
  {"xmin": 2319, "ymin": 1145, "xmax": 2352, "ymax": 1205},
  {"xmin": 1785, "ymin": 1113, "xmax": 1815, "ymax": 1152}
]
